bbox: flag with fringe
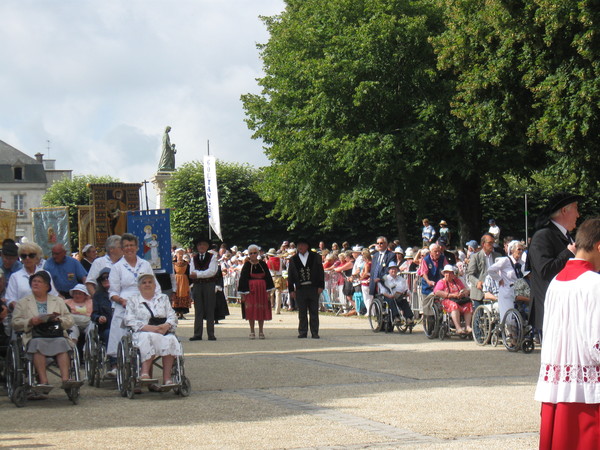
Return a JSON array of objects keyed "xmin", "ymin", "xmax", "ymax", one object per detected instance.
[
  {"xmin": 0, "ymin": 209, "xmax": 17, "ymax": 242},
  {"xmin": 32, "ymin": 207, "xmax": 70, "ymax": 258},
  {"xmin": 126, "ymin": 209, "xmax": 172, "ymax": 274}
]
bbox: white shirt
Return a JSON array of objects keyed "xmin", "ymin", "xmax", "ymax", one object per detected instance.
[
  {"xmin": 487, "ymin": 256, "xmax": 526, "ymax": 287},
  {"xmin": 378, "ymin": 274, "xmax": 408, "ymax": 297},
  {"xmin": 298, "ymin": 251, "xmax": 309, "ymax": 267},
  {"xmin": 189, "ymin": 251, "xmax": 219, "ymax": 278},
  {"xmin": 535, "ymin": 259, "xmax": 600, "ymax": 404},
  {"xmin": 124, "ymin": 292, "xmax": 178, "ymax": 333},
  {"xmin": 108, "ymin": 257, "xmax": 159, "ymax": 316},
  {"xmin": 87, "ymin": 254, "xmax": 122, "ymax": 286},
  {"xmin": 5, "ymin": 268, "xmax": 59, "ymax": 306},
  {"xmin": 550, "ymin": 219, "xmax": 572, "ymax": 242}
]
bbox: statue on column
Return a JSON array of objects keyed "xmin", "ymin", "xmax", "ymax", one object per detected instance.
[{"xmin": 158, "ymin": 126, "xmax": 176, "ymax": 171}]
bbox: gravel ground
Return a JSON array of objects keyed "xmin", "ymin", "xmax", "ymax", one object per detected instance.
[{"xmin": 0, "ymin": 306, "xmax": 540, "ymax": 449}]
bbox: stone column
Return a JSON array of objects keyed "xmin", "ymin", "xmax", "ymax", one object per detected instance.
[{"xmin": 150, "ymin": 171, "xmax": 174, "ymax": 209}]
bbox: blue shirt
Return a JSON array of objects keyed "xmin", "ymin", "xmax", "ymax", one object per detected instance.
[
  {"xmin": 44, "ymin": 255, "xmax": 87, "ymax": 294},
  {"xmin": 0, "ymin": 257, "xmax": 23, "ymax": 285}
]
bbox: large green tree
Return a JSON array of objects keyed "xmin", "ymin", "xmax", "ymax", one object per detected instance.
[
  {"xmin": 243, "ymin": 0, "xmax": 455, "ymax": 246},
  {"xmin": 433, "ymin": 0, "xmax": 600, "ymax": 178},
  {"xmin": 242, "ymin": 0, "xmax": 533, "ymax": 247},
  {"xmin": 41, "ymin": 174, "xmax": 120, "ymax": 248}
]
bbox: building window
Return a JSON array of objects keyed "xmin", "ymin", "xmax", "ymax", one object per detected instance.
[
  {"xmin": 13, "ymin": 166, "xmax": 23, "ymax": 180},
  {"xmin": 14, "ymin": 194, "xmax": 25, "ymax": 217}
]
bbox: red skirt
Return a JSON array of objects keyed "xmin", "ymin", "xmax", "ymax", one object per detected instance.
[
  {"xmin": 244, "ymin": 278, "xmax": 272, "ymax": 321},
  {"xmin": 540, "ymin": 402, "xmax": 600, "ymax": 450}
]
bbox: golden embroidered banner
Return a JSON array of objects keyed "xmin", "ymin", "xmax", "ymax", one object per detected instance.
[
  {"xmin": 77, "ymin": 205, "xmax": 95, "ymax": 252},
  {"xmin": 89, "ymin": 183, "xmax": 141, "ymax": 251},
  {"xmin": 0, "ymin": 209, "xmax": 17, "ymax": 242}
]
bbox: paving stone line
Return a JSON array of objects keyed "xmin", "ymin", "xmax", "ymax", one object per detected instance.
[
  {"xmin": 269, "ymin": 353, "xmax": 532, "ymax": 385},
  {"xmin": 236, "ymin": 388, "xmax": 438, "ymax": 445}
]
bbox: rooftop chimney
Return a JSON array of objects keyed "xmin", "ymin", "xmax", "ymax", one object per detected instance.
[{"xmin": 34, "ymin": 152, "xmax": 44, "ymax": 163}]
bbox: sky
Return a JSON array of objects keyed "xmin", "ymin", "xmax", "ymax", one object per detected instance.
[{"xmin": 0, "ymin": 0, "xmax": 285, "ymax": 208}]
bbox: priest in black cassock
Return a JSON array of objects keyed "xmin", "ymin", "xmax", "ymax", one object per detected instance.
[
  {"xmin": 527, "ymin": 192, "xmax": 583, "ymax": 334},
  {"xmin": 287, "ymin": 238, "xmax": 325, "ymax": 339}
]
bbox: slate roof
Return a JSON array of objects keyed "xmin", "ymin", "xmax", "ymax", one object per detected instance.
[{"xmin": 0, "ymin": 139, "xmax": 47, "ymax": 183}]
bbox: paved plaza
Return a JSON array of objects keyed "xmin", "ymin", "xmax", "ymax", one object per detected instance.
[{"xmin": 1, "ymin": 306, "xmax": 540, "ymax": 449}]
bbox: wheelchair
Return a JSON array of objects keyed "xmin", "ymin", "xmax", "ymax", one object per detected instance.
[
  {"xmin": 5, "ymin": 333, "xmax": 84, "ymax": 407},
  {"xmin": 500, "ymin": 306, "xmax": 535, "ymax": 354},
  {"xmin": 422, "ymin": 298, "xmax": 471, "ymax": 341},
  {"xmin": 116, "ymin": 331, "xmax": 191, "ymax": 399},
  {"xmin": 472, "ymin": 300, "xmax": 501, "ymax": 346},
  {"xmin": 83, "ymin": 323, "xmax": 113, "ymax": 387},
  {"xmin": 368, "ymin": 294, "xmax": 414, "ymax": 334}
]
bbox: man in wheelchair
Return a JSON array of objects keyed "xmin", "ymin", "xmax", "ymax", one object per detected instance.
[{"xmin": 377, "ymin": 262, "xmax": 414, "ymax": 326}]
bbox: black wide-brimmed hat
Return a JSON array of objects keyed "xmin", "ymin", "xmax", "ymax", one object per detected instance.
[
  {"xmin": 535, "ymin": 192, "xmax": 584, "ymax": 229},
  {"xmin": 296, "ymin": 237, "xmax": 310, "ymax": 247},
  {"xmin": 192, "ymin": 235, "xmax": 212, "ymax": 247},
  {"xmin": 1, "ymin": 239, "xmax": 18, "ymax": 257}
]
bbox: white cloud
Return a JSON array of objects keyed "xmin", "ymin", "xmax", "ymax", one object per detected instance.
[{"xmin": 0, "ymin": 0, "xmax": 283, "ymax": 195}]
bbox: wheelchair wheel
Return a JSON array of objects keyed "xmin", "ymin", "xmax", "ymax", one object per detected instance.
[
  {"xmin": 502, "ymin": 308, "xmax": 524, "ymax": 352},
  {"xmin": 84, "ymin": 333, "xmax": 97, "ymax": 386},
  {"xmin": 5, "ymin": 343, "xmax": 23, "ymax": 400},
  {"xmin": 95, "ymin": 345, "xmax": 106, "ymax": 388},
  {"xmin": 472, "ymin": 305, "xmax": 492, "ymax": 346},
  {"xmin": 67, "ymin": 386, "xmax": 80, "ymax": 405},
  {"xmin": 423, "ymin": 303, "xmax": 440, "ymax": 340},
  {"xmin": 70, "ymin": 346, "xmax": 82, "ymax": 382},
  {"xmin": 116, "ymin": 340, "xmax": 130, "ymax": 397},
  {"xmin": 12, "ymin": 385, "xmax": 27, "ymax": 408},
  {"xmin": 522, "ymin": 338, "xmax": 534, "ymax": 354},
  {"xmin": 126, "ymin": 377, "xmax": 136, "ymax": 400},
  {"xmin": 396, "ymin": 319, "xmax": 409, "ymax": 334},
  {"xmin": 438, "ymin": 323, "xmax": 447, "ymax": 340},
  {"xmin": 368, "ymin": 299, "xmax": 384, "ymax": 332},
  {"xmin": 177, "ymin": 376, "xmax": 191, "ymax": 397},
  {"xmin": 490, "ymin": 329, "xmax": 499, "ymax": 347}
]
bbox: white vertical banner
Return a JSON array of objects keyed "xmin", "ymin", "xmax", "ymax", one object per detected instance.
[{"xmin": 203, "ymin": 155, "xmax": 223, "ymax": 241}]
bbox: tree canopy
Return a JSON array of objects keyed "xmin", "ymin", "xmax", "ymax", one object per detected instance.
[{"xmin": 242, "ymin": 0, "xmax": 598, "ymax": 247}]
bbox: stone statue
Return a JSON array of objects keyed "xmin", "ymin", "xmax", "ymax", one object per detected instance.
[{"xmin": 158, "ymin": 126, "xmax": 176, "ymax": 171}]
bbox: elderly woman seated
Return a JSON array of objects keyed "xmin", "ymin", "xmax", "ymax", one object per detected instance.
[
  {"xmin": 11, "ymin": 271, "xmax": 75, "ymax": 388},
  {"xmin": 124, "ymin": 272, "xmax": 181, "ymax": 387},
  {"xmin": 434, "ymin": 265, "xmax": 472, "ymax": 335}
]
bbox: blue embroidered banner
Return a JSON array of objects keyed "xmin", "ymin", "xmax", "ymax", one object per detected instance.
[
  {"xmin": 31, "ymin": 207, "xmax": 71, "ymax": 258},
  {"xmin": 126, "ymin": 209, "xmax": 172, "ymax": 274}
]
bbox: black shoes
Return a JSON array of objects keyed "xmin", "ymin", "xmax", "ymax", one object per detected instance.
[
  {"xmin": 189, "ymin": 336, "xmax": 202, "ymax": 341},
  {"xmin": 311, "ymin": 334, "xmax": 320, "ymax": 339},
  {"xmin": 208, "ymin": 336, "xmax": 217, "ymax": 341},
  {"xmin": 298, "ymin": 334, "xmax": 307, "ymax": 338}
]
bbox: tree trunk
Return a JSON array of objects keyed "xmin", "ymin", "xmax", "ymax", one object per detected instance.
[
  {"xmin": 393, "ymin": 199, "xmax": 408, "ymax": 248},
  {"xmin": 455, "ymin": 174, "xmax": 482, "ymax": 248}
]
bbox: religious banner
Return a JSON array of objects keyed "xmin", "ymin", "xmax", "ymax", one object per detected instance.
[
  {"xmin": 203, "ymin": 155, "xmax": 223, "ymax": 241},
  {"xmin": 0, "ymin": 209, "xmax": 17, "ymax": 242},
  {"xmin": 89, "ymin": 183, "xmax": 141, "ymax": 251},
  {"xmin": 31, "ymin": 206, "xmax": 70, "ymax": 258},
  {"xmin": 126, "ymin": 209, "xmax": 173, "ymax": 274},
  {"xmin": 77, "ymin": 205, "xmax": 95, "ymax": 252}
]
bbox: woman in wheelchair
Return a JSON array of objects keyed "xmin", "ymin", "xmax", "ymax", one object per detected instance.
[
  {"xmin": 124, "ymin": 272, "xmax": 180, "ymax": 387},
  {"xmin": 377, "ymin": 262, "xmax": 414, "ymax": 324},
  {"xmin": 11, "ymin": 271, "xmax": 75, "ymax": 388},
  {"xmin": 433, "ymin": 265, "xmax": 472, "ymax": 335}
]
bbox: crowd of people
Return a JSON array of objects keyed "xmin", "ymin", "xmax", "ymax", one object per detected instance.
[{"xmin": 1, "ymin": 190, "xmax": 599, "ymax": 447}]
